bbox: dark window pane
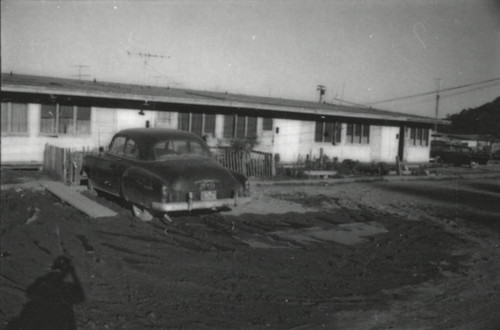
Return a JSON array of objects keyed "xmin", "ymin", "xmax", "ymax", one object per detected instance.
[
  {"xmin": 204, "ymin": 113, "xmax": 216, "ymax": 135},
  {"xmin": 191, "ymin": 113, "xmax": 203, "ymax": 136},
  {"xmin": 41, "ymin": 104, "xmax": 56, "ymax": 133},
  {"xmin": 346, "ymin": 123, "xmax": 354, "ymax": 143},
  {"xmin": 416, "ymin": 128, "xmax": 422, "ymax": 145},
  {"xmin": 315, "ymin": 121, "xmax": 323, "ymax": 142},
  {"xmin": 1, "ymin": 103, "xmax": 8, "ymax": 132},
  {"xmin": 223, "ymin": 115, "xmax": 235, "ymax": 138},
  {"xmin": 334, "ymin": 122, "xmax": 342, "ymax": 143},
  {"xmin": 236, "ymin": 116, "xmax": 246, "ymax": 139},
  {"xmin": 76, "ymin": 107, "xmax": 90, "ymax": 134},
  {"xmin": 324, "ymin": 122, "xmax": 333, "ymax": 142},
  {"xmin": 178, "ymin": 112, "xmax": 190, "ymax": 131},
  {"xmin": 58, "ymin": 105, "xmax": 73, "ymax": 134},
  {"xmin": 247, "ymin": 116, "xmax": 257, "ymax": 138},
  {"xmin": 354, "ymin": 124, "xmax": 362, "ymax": 143},
  {"xmin": 10, "ymin": 103, "xmax": 28, "ymax": 133},
  {"xmin": 362, "ymin": 124, "xmax": 370, "ymax": 144},
  {"xmin": 263, "ymin": 117, "xmax": 273, "ymax": 131}
]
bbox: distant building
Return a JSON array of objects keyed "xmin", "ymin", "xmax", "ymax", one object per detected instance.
[{"xmin": 1, "ymin": 73, "xmax": 448, "ymax": 168}]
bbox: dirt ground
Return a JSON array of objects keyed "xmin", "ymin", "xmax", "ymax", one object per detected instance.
[{"xmin": 1, "ymin": 170, "xmax": 500, "ymax": 329}]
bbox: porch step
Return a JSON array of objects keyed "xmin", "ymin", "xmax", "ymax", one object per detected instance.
[{"xmin": 41, "ymin": 181, "xmax": 117, "ymax": 218}]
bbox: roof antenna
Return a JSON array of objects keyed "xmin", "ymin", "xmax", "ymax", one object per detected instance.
[
  {"xmin": 317, "ymin": 85, "xmax": 326, "ymax": 103},
  {"xmin": 71, "ymin": 65, "xmax": 90, "ymax": 80}
]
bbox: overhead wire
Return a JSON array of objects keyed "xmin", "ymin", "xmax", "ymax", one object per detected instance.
[{"xmin": 367, "ymin": 77, "xmax": 500, "ymax": 105}]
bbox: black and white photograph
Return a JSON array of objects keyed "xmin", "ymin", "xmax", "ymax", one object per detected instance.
[{"xmin": 1, "ymin": 0, "xmax": 500, "ymax": 328}]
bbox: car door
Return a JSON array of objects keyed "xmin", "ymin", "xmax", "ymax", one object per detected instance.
[{"xmin": 98, "ymin": 135, "xmax": 130, "ymax": 196}]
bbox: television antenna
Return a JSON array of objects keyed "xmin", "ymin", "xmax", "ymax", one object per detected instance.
[
  {"xmin": 127, "ymin": 51, "xmax": 170, "ymax": 85},
  {"xmin": 71, "ymin": 65, "xmax": 90, "ymax": 80}
]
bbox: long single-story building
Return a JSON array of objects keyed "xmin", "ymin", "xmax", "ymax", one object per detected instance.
[{"xmin": 1, "ymin": 73, "xmax": 448, "ymax": 168}]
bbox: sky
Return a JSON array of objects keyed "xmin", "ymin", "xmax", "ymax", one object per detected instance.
[{"xmin": 1, "ymin": 0, "xmax": 499, "ymax": 119}]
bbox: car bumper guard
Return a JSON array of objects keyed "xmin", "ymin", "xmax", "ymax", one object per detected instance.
[{"xmin": 151, "ymin": 195, "xmax": 251, "ymax": 212}]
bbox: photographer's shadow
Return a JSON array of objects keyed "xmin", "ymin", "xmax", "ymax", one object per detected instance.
[{"xmin": 8, "ymin": 256, "xmax": 85, "ymax": 330}]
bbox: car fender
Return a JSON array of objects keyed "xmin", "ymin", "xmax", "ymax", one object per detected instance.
[{"xmin": 121, "ymin": 166, "xmax": 167, "ymax": 207}]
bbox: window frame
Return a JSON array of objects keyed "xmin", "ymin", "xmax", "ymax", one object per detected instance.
[
  {"xmin": 39, "ymin": 104, "xmax": 91, "ymax": 136},
  {"xmin": 314, "ymin": 120, "xmax": 342, "ymax": 144},
  {"xmin": 407, "ymin": 127, "xmax": 429, "ymax": 147},
  {"xmin": 1, "ymin": 102, "xmax": 29, "ymax": 136},
  {"xmin": 346, "ymin": 123, "xmax": 370, "ymax": 145},
  {"xmin": 262, "ymin": 117, "xmax": 273, "ymax": 131},
  {"xmin": 178, "ymin": 112, "xmax": 216, "ymax": 137},
  {"xmin": 223, "ymin": 114, "xmax": 258, "ymax": 139}
]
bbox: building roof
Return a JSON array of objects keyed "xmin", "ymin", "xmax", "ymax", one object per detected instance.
[{"xmin": 1, "ymin": 73, "xmax": 449, "ymax": 125}]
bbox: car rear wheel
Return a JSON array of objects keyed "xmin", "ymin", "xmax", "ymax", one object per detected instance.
[{"xmin": 470, "ymin": 161, "xmax": 478, "ymax": 168}]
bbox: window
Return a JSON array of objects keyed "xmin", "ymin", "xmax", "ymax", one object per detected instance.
[
  {"xmin": 109, "ymin": 136, "xmax": 126, "ymax": 156},
  {"xmin": 123, "ymin": 139, "xmax": 139, "ymax": 159},
  {"xmin": 346, "ymin": 123, "xmax": 370, "ymax": 144},
  {"xmin": 1, "ymin": 102, "xmax": 28, "ymax": 135},
  {"xmin": 223, "ymin": 115, "xmax": 235, "ymax": 138},
  {"xmin": 178, "ymin": 112, "xmax": 216, "ymax": 136},
  {"xmin": 315, "ymin": 121, "xmax": 341, "ymax": 143},
  {"xmin": 407, "ymin": 127, "xmax": 429, "ymax": 146},
  {"xmin": 156, "ymin": 111, "xmax": 175, "ymax": 128},
  {"xmin": 40, "ymin": 104, "xmax": 90, "ymax": 135},
  {"xmin": 223, "ymin": 114, "xmax": 257, "ymax": 139},
  {"xmin": 153, "ymin": 139, "xmax": 209, "ymax": 160},
  {"xmin": 263, "ymin": 117, "xmax": 273, "ymax": 131}
]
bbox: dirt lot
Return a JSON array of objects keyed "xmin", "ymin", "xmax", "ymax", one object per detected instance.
[{"xmin": 1, "ymin": 170, "xmax": 500, "ymax": 329}]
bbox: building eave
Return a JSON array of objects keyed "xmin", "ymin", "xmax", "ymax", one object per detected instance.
[{"xmin": 1, "ymin": 73, "xmax": 451, "ymax": 126}]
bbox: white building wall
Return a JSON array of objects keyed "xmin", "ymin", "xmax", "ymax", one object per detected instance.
[
  {"xmin": 1, "ymin": 104, "xmax": 433, "ymax": 165},
  {"xmin": 1, "ymin": 104, "xmax": 95, "ymax": 164}
]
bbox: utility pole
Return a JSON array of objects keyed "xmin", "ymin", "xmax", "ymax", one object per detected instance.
[
  {"xmin": 434, "ymin": 78, "xmax": 441, "ymax": 132},
  {"xmin": 317, "ymin": 85, "xmax": 326, "ymax": 103},
  {"xmin": 71, "ymin": 65, "xmax": 90, "ymax": 80}
]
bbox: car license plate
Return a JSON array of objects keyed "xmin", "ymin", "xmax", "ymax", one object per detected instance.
[{"xmin": 201, "ymin": 190, "xmax": 217, "ymax": 201}]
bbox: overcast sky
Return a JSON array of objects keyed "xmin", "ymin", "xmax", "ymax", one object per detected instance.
[{"xmin": 2, "ymin": 0, "xmax": 499, "ymax": 118}]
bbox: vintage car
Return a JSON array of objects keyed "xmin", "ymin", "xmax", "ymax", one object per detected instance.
[
  {"xmin": 82, "ymin": 128, "xmax": 251, "ymax": 220},
  {"xmin": 432, "ymin": 143, "xmax": 491, "ymax": 168}
]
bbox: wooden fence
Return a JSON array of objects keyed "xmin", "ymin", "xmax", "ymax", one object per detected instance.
[
  {"xmin": 211, "ymin": 147, "xmax": 274, "ymax": 178},
  {"xmin": 43, "ymin": 144, "xmax": 274, "ymax": 186},
  {"xmin": 43, "ymin": 144, "xmax": 95, "ymax": 186}
]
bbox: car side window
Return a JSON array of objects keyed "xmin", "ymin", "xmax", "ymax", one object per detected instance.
[
  {"xmin": 109, "ymin": 136, "xmax": 126, "ymax": 156},
  {"xmin": 124, "ymin": 139, "xmax": 139, "ymax": 159}
]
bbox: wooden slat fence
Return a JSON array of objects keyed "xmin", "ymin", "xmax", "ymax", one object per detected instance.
[
  {"xmin": 43, "ymin": 144, "xmax": 96, "ymax": 186},
  {"xmin": 44, "ymin": 144, "xmax": 274, "ymax": 185},
  {"xmin": 211, "ymin": 147, "xmax": 274, "ymax": 178}
]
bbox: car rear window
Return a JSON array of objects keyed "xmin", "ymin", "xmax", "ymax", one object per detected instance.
[{"xmin": 153, "ymin": 139, "xmax": 210, "ymax": 160}]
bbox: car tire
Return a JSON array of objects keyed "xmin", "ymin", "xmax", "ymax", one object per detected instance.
[{"xmin": 470, "ymin": 161, "xmax": 478, "ymax": 168}]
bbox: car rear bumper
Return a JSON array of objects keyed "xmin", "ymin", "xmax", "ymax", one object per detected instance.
[{"xmin": 151, "ymin": 196, "xmax": 251, "ymax": 212}]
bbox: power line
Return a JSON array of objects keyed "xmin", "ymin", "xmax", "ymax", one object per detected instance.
[{"xmin": 368, "ymin": 77, "xmax": 500, "ymax": 105}]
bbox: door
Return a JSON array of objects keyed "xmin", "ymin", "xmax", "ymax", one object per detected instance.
[
  {"xmin": 95, "ymin": 135, "xmax": 129, "ymax": 196},
  {"xmin": 96, "ymin": 108, "xmax": 116, "ymax": 149}
]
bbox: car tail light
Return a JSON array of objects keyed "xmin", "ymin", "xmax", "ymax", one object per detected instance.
[{"xmin": 161, "ymin": 184, "xmax": 169, "ymax": 203}]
